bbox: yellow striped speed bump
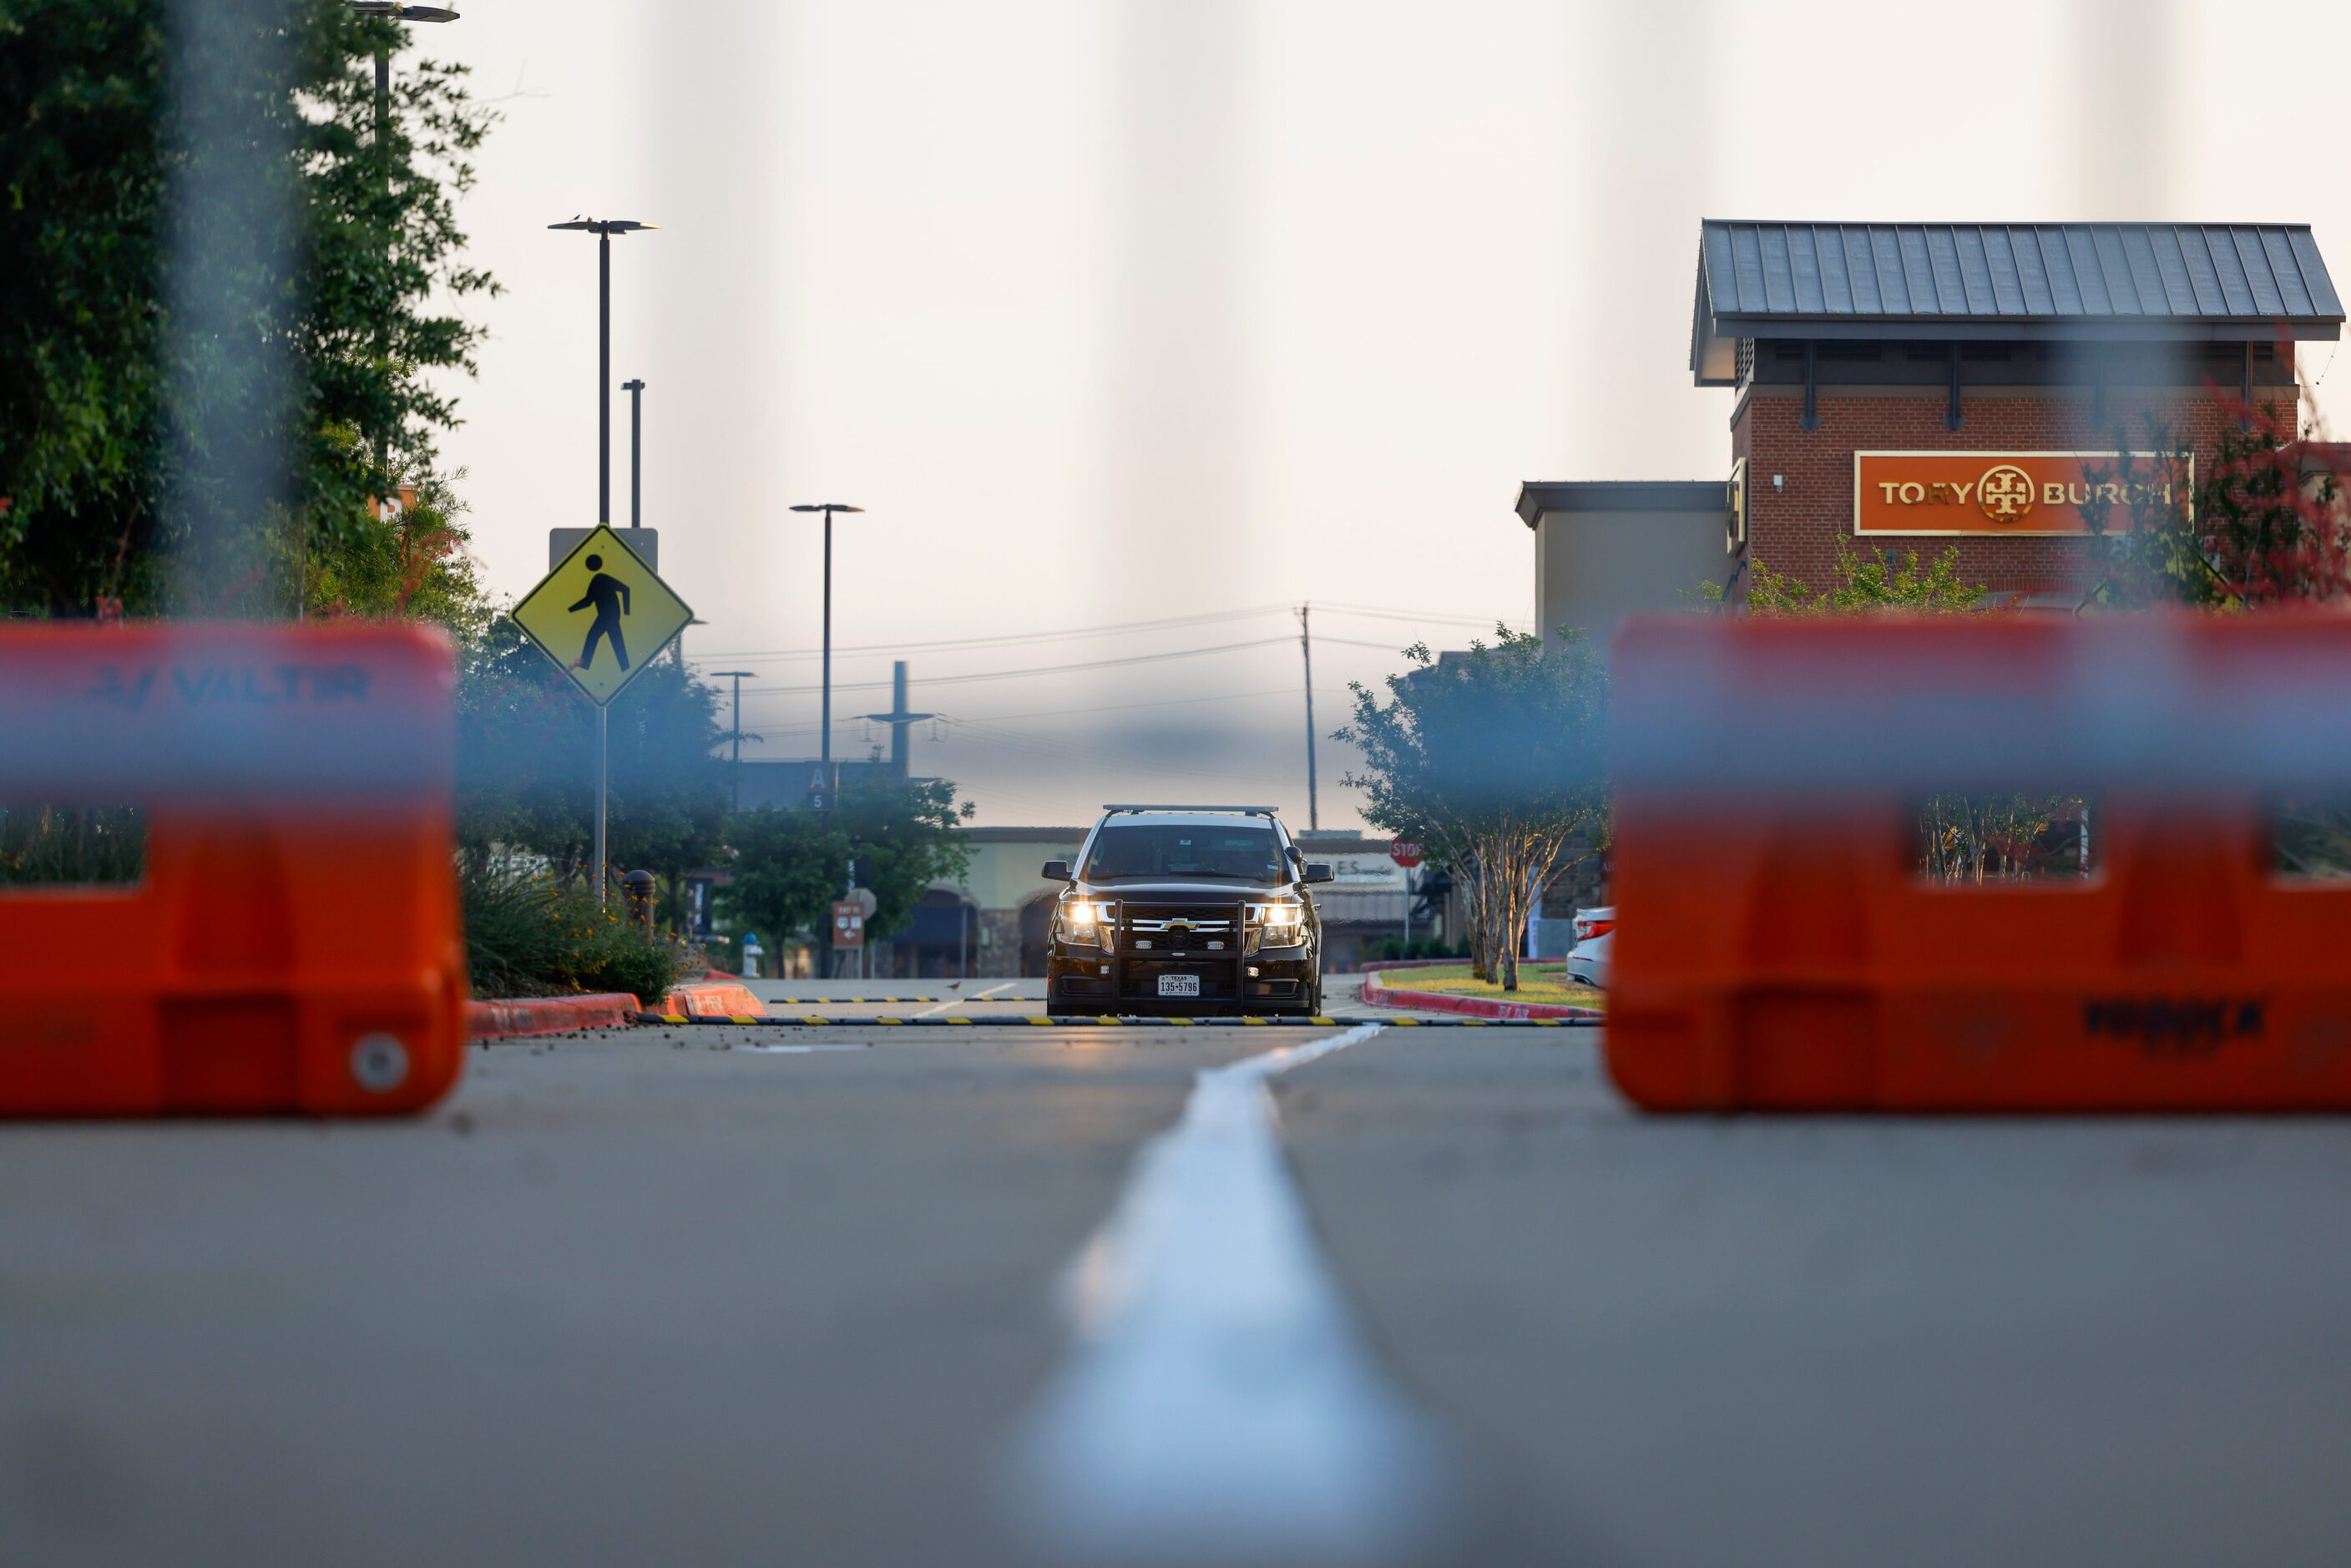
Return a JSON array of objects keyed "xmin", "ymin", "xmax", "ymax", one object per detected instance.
[
  {"xmin": 628, "ymin": 1012, "xmax": 1601, "ymax": 1029},
  {"xmin": 752, "ymin": 997, "xmax": 985, "ymax": 1004}
]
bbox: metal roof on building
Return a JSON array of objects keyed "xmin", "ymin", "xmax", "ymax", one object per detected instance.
[
  {"xmin": 1515, "ymin": 480, "xmax": 1728, "ymax": 528},
  {"xmin": 1692, "ymin": 220, "xmax": 2344, "ymax": 382}
]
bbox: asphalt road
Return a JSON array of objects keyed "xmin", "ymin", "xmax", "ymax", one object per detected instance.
[{"xmin": 5, "ymin": 976, "xmax": 2349, "ymax": 1565}]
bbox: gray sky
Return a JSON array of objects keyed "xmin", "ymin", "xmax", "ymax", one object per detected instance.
[{"xmin": 432, "ymin": 1, "xmax": 2351, "ymax": 828}]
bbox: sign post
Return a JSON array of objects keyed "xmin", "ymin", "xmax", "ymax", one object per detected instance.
[
  {"xmin": 832, "ymin": 902, "xmax": 866, "ymax": 951},
  {"xmin": 511, "ymin": 525, "xmax": 695, "ymax": 903},
  {"xmin": 1388, "ymin": 839, "xmax": 1423, "ymax": 951}
]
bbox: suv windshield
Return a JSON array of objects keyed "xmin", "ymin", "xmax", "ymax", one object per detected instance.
[{"xmin": 1082, "ymin": 822, "xmax": 1286, "ymax": 883}]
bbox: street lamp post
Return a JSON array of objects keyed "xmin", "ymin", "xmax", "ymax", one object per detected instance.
[
  {"xmin": 711, "ymin": 670, "xmax": 754, "ymax": 812},
  {"xmin": 548, "ymin": 218, "xmax": 657, "ymax": 524},
  {"xmin": 623, "ymin": 377, "xmax": 645, "ymax": 529},
  {"xmin": 789, "ymin": 503, "xmax": 863, "ymax": 806},
  {"xmin": 550, "ymin": 217, "xmax": 655, "ymax": 903}
]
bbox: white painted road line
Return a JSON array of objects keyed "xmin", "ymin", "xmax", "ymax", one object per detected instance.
[
  {"xmin": 915, "ymin": 982, "xmax": 1014, "ymax": 1018},
  {"xmin": 742, "ymin": 1043, "xmax": 868, "ymax": 1055},
  {"xmin": 1008, "ymin": 1022, "xmax": 1454, "ymax": 1564}
]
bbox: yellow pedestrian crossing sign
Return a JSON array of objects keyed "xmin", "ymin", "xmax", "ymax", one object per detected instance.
[{"xmin": 512, "ymin": 526, "xmax": 694, "ymax": 706}]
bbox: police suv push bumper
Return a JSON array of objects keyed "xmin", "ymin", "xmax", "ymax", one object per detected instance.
[{"xmin": 1045, "ymin": 898, "xmax": 1317, "ymax": 1013}]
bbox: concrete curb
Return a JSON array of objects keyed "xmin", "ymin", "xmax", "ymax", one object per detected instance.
[
  {"xmin": 464, "ymin": 992, "xmax": 643, "ymax": 1039},
  {"xmin": 664, "ymin": 981, "xmax": 765, "ymax": 1018},
  {"xmin": 1361, "ymin": 969, "xmax": 1602, "ymax": 1022},
  {"xmin": 465, "ymin": 980, "xmax": 766, "ymax": 1039}
]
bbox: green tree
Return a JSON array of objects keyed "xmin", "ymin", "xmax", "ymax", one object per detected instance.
[
  {"xmin": 1702, "ymin": 539, "xmax": 1983, "ymax": 614},
  {"xmin": 2071, "ymin": 395, "xmax": 2351, "ymax": 873},
  {"xmin": 0, "ymin": 0, "xmax": 493, "ymax": 615},
  {"xmin": 457, "ymin": 615, "xmax": 731, "ymax": 925},
  {"xmin": 719, "ymin": 775, "xmax": 975, "ymax": 963},
  {"xmin": 311, "ymin": 468, "xmax": 488, "ymax": 628},
  {"xmin": 2076, "ymin": 395, "xmax": 2351, "ymax": 609},
  {"xmin": 1336, "ymin": 628, "xmax": 1607, "ymax": 991}
]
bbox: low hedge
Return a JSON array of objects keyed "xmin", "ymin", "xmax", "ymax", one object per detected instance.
[{"xmin": 462, "ymin": 864, "xmax": 695, "ymax": 1000}]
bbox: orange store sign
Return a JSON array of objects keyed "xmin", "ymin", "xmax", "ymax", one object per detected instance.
[{"xmin": 1853, "ymin": 451, "xmax": 2192, "ymax": 537}]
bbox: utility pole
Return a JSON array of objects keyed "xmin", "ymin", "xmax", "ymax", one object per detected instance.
[
  {"xmin": 789, "ymin": 503, "xmax": 864, "ymax": 809},
  {"xmin": 862, "ymin": 661, "xmax": 935, "ymax": 780},
  {"xmin": 1297, "ymin": 603, "xmax": 1319, "ymax": 831},
  {"xmin": 712, "ymin": 670, "xmax": 753, "ymax": 812}
]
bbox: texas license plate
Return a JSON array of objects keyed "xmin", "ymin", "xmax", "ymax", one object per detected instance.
[{"xmin": 1157, "ymin": 974, "xmax": 1201, "ymax": 999}]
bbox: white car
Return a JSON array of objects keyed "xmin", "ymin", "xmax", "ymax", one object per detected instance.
[{"xmin": 1566, "ymin": 928, "xmax": 1611, "ymax": 989}]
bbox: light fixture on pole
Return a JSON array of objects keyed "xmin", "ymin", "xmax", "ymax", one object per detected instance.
[
  {"xmin": 788, "ymin": 503, "xmax": 863, "ymax": 808},
  {"xmin": 548, "ymin": 218, "xmax": 657, "ymax": 525},
  {"xmin": 712, "ymin": 670, "xmax": 754, "ymax": 812}
]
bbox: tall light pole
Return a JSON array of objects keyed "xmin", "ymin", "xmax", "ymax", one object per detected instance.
[
  {"xmin": 622, "ymin": 377, "xmax": 646, "ymax": 530},
  {"xmin": 1297, "ymin": 603, "xmax": 1319, "ymax": 830},
  {"xmin": 789, "ymin": 503, "xmax": 863, "ymax": 806},
  {"xmin": 339, "ymin": 4, "xmax": 458, "ymax": 620},
  {"xmin": 712, "ymin": 670, "xmax": 754, "ymax": 812},
  {"xmin": 550, "ymin": 217, "xmax": 654, "ymax": 903},
  {"xmin": 548, "ymin": 218, "xmax": 657, "ymax": 524}
]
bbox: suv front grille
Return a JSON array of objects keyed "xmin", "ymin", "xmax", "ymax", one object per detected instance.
[{"xmin": 1121, "ymin": 906, "xmax": 1237, "ymax": 938}]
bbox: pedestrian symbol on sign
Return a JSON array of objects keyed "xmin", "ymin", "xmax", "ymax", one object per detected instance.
[
  {"xmin": 510, "ymin": 526, "xmax": 694, "ymax": 706},
  {"xmin": 569, "ymin": 554, "xmax": 634, "ymax": 672}
]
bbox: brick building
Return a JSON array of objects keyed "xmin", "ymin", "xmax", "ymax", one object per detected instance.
[
  {"xmin": 1524, "ymin": 221, "xmax": 2346, "ymax": 627},
  {"xmin": 1697, "ymin": 220, "xmax": 2343, "ymax": 602}
]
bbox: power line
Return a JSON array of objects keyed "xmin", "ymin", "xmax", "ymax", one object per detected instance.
[
  {"xmin": 1314, "ymin": 634, "xmax": 1452, "ymax": 652},
  {"xmin": 946, "ymin": 685, "xmax": 1349, "ymax": 725},
  {"xmin": 1315, "ymin": 601, "xmax": 1521, "ymax": 627},
  {"xmin": 948, "ymin": 719, "xmax": 1273, "ymax": 787},
  {"xmin": 731, "ymin": 637, "xmax": 1420, "ymax": 705},
  {"xmin": 696, "ymin": 601, "xmax": 1518, "ymax": 665},
  {"xmin": 699, "ymin": 604, "xmax": 1292, "ymax": 663},
  {"xmin": 726, "ymin": 688, "xmax": 1353, "ymax": 756},
  {"xmin": 739, "ymin": 636, "xmax": 1297, "ymax": 696}
]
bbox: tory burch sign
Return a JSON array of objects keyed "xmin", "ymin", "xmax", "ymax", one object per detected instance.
[{"xmin": 1853, "ymin": 451, "xmax": 2192, "ymax": 538}]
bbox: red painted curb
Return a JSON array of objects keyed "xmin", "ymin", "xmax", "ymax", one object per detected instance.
[
  {"xmin": 1362, "ymin": 971, "xmax": 1601, "ymax": 1022},
  {"xmin": 464, "ymin": 992, "xmax": 643, "ymax": 1039},
  {"xmin": 663, "ymin": 981, "xmax": 765, "ymax": 1018}
]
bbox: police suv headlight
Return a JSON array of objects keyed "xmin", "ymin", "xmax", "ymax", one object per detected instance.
[
  {"xmin": 1246, "ymin": 900, "xmax": 1307, "ymax": 952},
  {"xmin": 1059, "ymin": 898, "xmax": 1113, "ymax": 948}
]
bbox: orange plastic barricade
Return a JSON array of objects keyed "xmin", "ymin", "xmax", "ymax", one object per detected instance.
[
  {"xmin": 1608, "ymin": 612, "xmax": 2351, "ymax": 1113},
  {"xmin": 0, "ymin": 624, "xmax": 463, "ymax": 1116}
]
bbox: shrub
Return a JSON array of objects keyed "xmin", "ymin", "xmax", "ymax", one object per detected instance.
[{"xmin": 461, "ymin": 863, "xmax": 692, "ymax": 1001}]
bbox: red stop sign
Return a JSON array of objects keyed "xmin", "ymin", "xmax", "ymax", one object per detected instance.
[{"xmin": 1388, "ymin": 839, "xmax": 1423, "ymax": 869}]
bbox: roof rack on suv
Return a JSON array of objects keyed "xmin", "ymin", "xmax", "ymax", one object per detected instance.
[{"xmin": 1100, "ymin": 803, "xmax": 1282, "ymax": 817}]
